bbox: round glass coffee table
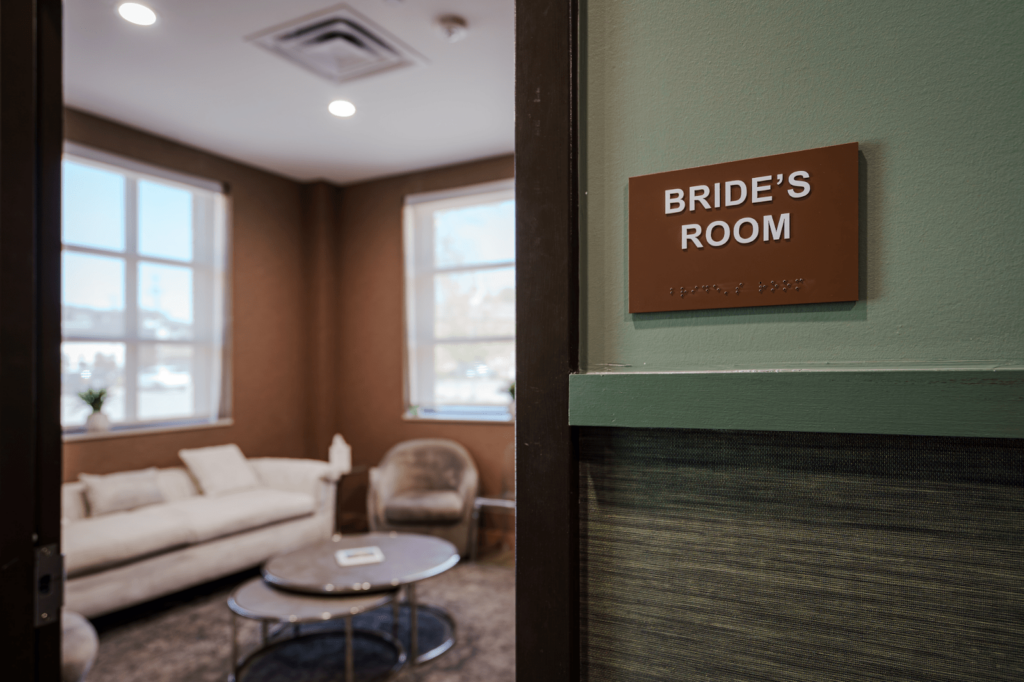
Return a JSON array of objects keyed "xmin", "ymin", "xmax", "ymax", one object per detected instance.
[
  {"xmin": 263, "ymin": 532, "xmax": 460, "ymax": 664},
  {"xmin": 227, "ymin": 578, "xmax": 405, "ymax": 682}
]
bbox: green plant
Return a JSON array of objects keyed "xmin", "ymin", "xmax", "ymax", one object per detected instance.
[
  {"xmin": 508, "ymin": 382, "xmax": 515, "ymax": 400},
  {"xmin": 78, "ymin": 388, "xmax": 107, "ymax": 413}
]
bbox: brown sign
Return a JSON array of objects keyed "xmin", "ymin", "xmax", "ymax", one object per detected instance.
[{"xmin": 628, "ymin": 142, "xmax": 858, "ymax": 313}]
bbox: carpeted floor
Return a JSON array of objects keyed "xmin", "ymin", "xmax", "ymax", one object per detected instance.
[{"xmin": 87, "ymin": 560, "xmax": 514, "ymax": 682}]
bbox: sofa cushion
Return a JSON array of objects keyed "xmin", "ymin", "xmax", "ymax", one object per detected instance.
[
  {"xmin": 63, "ymin": 487, "xmax": 317, "ymax": 577},
  {"xmin": 385, "ymin": 490, "xmax": 464, "ymax": 524},
  {"xmin": 63, "ymin": 506, "xmax": 194, "ymax": 577},
  {"xmin": 179, "ymin": 444, "xmax": 260, "ymax": 497},
  {"xmin": 64, "ymin": 469, "xmax": 198, "ymax": 523},
  {"xmin": 160, "ymin": 488, "xmax": 316, "ymax": 543},
  {"xmin": 63, "ymin": 482, "xmax": 89, "ymax": 522},
  {"xmin": 79, "ymin": 468, "xmax": 164, "ymax": 516},
  {"xmin": 156, "ymin": 467, "xmax": 199, "ymax": 502}
]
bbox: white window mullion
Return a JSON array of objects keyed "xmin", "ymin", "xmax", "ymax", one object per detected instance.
[
  {"xmin": 415, "ymin": 205, "xmax": 437, "ymax": 409},
  {"xmin": 192, "ymin": 343, "xmax": 210, "ymax": 416},
  {"xmin": 431, "ymin": 260, "xmax": 515, "ymax": 276},
  {"xmin": 434, "ymin": 335, "xmax": 516, "ymax": 345},
  {"xmin": 211, "ymin": 193, "xmax": 229, "ymax": 420},
  {"xmin": 64, "ymin": 242, "xmax": 184, "ymax": 267},
  {"xmin": 403, "ymin": 205, "xmax": 420, "ymax": 411},
  {"xmin": 192, "ymin": 193, "xmax": 214, "ymax": 417},
  {"xmin": 123, "ymin": 177, "xmax": 139, "ymax": 423}
]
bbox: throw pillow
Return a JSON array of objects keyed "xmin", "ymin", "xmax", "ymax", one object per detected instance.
[
  {"xmin": 79, "ymin": 468, "xmax": 164, "ymax": 516},
  {"xmin": 178, "ymin": 444, "xmax": 260, "ymax": 496}
]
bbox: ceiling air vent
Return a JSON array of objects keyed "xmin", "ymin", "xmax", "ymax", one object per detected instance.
[{"xmin": 251, "ymin": 5, "xmax": 423, "ymax": 84}]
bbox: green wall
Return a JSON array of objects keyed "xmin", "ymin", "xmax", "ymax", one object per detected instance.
[
  {"xmin": 576, "ymin": 0, "xmax": 1024, "ymax": 435},
  {"xmin": 581, "ymin": 0, "xmax": 1023, "ymax": 372}
]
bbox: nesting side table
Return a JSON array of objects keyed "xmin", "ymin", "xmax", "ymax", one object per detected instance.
[
  {"xmin": 262, "ymin": 532, "xmax": 460, "ymax": 665},
  {"xmin": 470, "ymin": 496, "xmax": 516, "ymax": 562},
  {"xmin": 227, "ymin": 577, "xmax": 405, "ymax": 682}
]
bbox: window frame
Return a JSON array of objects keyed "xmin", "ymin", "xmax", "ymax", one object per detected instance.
[
  {"xmin": 403, "ymin": 178, "xmax": 516, "ymax": 423},
  {"xmin": 60, "ymin": 143, "xmax": 230, "ymax": 436}
]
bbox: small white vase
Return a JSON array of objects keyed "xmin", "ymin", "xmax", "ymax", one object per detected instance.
[
  {"xmin": 85, "ymin": 411, "xmax": 110, "ymax": 433},
  {"xmin": 509, "ymin": 399, "xmax": 516, "ymax": 422}
]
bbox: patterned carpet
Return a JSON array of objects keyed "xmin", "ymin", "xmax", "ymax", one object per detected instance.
[{"xmin": 87, "ymin": 560, "xmax": 514, "ymax": 682}]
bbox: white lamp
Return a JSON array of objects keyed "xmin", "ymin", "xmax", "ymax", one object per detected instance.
[{"xmin": 329, "ymin": 433, "xmax": 352, "ymax": 475}]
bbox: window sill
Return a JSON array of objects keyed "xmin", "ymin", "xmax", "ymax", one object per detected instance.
[
  {"xmin": 63, "ymin": 418, "xmax": 233, "ymax": 443},
  {"xmin": 402, "ymin": 411, "xmax": 513, "ymax": 425}
]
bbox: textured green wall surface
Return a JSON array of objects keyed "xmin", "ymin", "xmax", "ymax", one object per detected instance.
[
  {"xmin": 580, "ymin": 0, "xmax": 1024, "ymax": 375},
  {"xmin": 579, "ymin": 427, "xmax": 1024, "ymax": 681}
]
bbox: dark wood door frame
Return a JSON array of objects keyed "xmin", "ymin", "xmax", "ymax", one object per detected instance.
[
  {"xmin": 515, "ymin": 1, "xmax": 581, "ymax": 680},
  {"xmin": 0, "ymin": 0, "xmax": 64, "ymax": 679},
  {"xmin": 3, "ymin": 0, "xmax": 578, "ymax": 678}
]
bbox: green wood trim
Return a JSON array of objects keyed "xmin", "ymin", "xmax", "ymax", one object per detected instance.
[{"xmin": 569, "ymin": 370, "xmax": 1024, "ymax": 439}]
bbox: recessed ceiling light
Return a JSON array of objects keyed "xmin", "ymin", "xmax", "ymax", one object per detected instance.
[
  {"xmin": 329, "ymin": 100, "xmax": 356, "ymax": 118},
  {"xmin": 118, "ymin": 3, "xmax": 157, "ymax": 27}
]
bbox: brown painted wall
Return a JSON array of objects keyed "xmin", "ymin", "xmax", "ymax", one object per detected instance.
[
  {"xmin": 63, "ymin": 109, "xmax": 316, "ymax": 479},
  {"xmin": 335, "ymin": 156, "xmax": 516, "ymax": 529},
  {"xmin": 63, "ymin": 111, "xmax": 515, "ymax": 548},
  {"xmin": 304, "ymin": 182, "xmax": 341, "ymax": 460}
]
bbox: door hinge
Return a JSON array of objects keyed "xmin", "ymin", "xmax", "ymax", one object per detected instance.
[{"xmin": 34, "ymin": 544, "xmax": 63, "ymax": 627}]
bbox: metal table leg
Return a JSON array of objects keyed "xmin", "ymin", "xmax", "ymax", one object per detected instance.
[
  {"xmin": 227, "ymin": 610, "xmax": 236, "ymax": 679},
  {"xmin": 350, "ymin": 590, "xmax": 453, "ymax": 666},
  {"xmin": 392, "ymin": 596, "xmax": 400, "ymax": 640},
  {"xmin": 408, "ymin": 582, "xmax": 419, "ymax": 663},
  {"xmin": 345, "ymin": 616, "xmax": 354, "ymax": 681},
  {"xmin": 470, "ymin": 500, "xmax": 482, "ymax": 562}
]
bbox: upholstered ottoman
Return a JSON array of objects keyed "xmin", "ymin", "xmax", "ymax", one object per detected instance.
[{"xmin": 62, "ymin": 609, "xmax": 98, "ymax": 682}]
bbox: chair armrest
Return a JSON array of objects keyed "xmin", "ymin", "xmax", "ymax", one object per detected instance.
[
  {"xmin": 458, "ymin": 465, "xmax": 479, "ymax": 518},
  {"xmin": 367, "ymin": 466, "xmax": 387, "ymax": 530},
  {"xmin": 369, "ymin": 464, "xmax": 407, "ymax": 505}
]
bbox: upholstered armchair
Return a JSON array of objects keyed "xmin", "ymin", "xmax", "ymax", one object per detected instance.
[{"xmin": 367, "ymin": 438, "xmax": 479, "ymax": 556}]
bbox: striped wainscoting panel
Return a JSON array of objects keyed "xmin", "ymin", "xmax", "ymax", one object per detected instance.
[{"xmin": 580, "ymin": 427, "xmax": 1024, "ymax": 681}]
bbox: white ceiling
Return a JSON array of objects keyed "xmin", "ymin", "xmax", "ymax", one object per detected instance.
[{"xmin": 64, "ymin": 0, "xmax": 514, "ymax": 185}]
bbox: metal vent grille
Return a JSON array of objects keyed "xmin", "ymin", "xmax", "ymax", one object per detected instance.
[{"xmin": 251, "ymin": 5, "xmax": 422, "ymax": 84}]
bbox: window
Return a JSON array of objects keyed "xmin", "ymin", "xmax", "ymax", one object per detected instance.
[
  {"xmin": 404, "ymin": 179, "xmax": 515, "ymax": 421},
  {"xmin": 61, "ymin": 144, "xmax": 229, "ymax": 432}
]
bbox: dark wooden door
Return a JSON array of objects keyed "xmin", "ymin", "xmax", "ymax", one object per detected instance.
[{"xmin": 0, "ymin": 0, "xmax": 64, "ymax": 679}]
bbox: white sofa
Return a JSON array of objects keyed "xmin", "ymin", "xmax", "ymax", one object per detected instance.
[{"xmin": 62, "ymin": 456, "xmax": 338, "ymax": 618}]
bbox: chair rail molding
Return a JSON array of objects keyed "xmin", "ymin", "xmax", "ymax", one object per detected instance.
[{"xmin": 569, "ymin": 369, "xmax": 1024, "ymax": 439}]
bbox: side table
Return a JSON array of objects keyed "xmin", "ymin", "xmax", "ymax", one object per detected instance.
[
  {"xmin": 470, "ymin": 497, "xmax": 516, "ymax": 562},
  {"xmin": 336, "ymin": 465, "xmax": 369, "ymax": 534},
  {"xmin": 227, "ymin": 577, "xmax": 405, "ymax": 682},
  {"xmin": 263, "ymin": 532, "xmax": 460, "ymax": 665}
]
